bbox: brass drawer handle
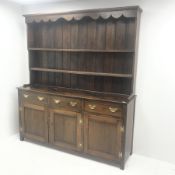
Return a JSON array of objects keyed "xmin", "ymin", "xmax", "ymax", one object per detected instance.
[
  {"xmin": 23, "ymin": 94, "xmax": 29, "ymax": 98},
  {"xmin": 54, "ymin": 99, "xmax": 60, "ymax": 104},
  {"xmin": 70, "ymin": 101, "xmax": 77, "ymax": 107},
  {"xmin": 79, "ymin": 119, "xmax": 83, "ymax": 124},
  {"xmin": 120, "ymin": 126, "xmax": 124, "ymax": 132},
  {"xmin": 37, "ymin": 96, "xmax": 44, "ymax": 101},
  {"xmin": 119, "ymin": 152, "xmax": 123, "ymax": 159},
  {"xmin": 88, "ymin": 104, "xmax": 96, "ymax": 110},
  {"xmin": 109, "ymin": 107, "xmax": 118, "ymax": 113}
]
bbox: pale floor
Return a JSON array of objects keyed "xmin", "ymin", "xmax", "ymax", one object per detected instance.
[{"xmin": 0, "ymin": 135, "xmax": 175, "ymax": 175}]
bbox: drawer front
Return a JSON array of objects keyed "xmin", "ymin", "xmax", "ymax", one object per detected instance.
[
  {"xmin": 22, "ymin": 91, "xmax": 47, "ymax": 106},
  {"xmin": 49, "ymin": 95, "xmax": 82, "ymax": 112},
  {"xmin": 85, "ymin": 100, "xmax": 122, "ymax": 117}
]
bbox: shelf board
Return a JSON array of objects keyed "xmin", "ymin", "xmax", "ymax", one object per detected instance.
[
  {"xmin": 30, "ymin": 67, "xmax": 132, "ymax": 78},
  {"xmin": 28, "ymin": 48, "xmax": 134, "ymax": 53}
]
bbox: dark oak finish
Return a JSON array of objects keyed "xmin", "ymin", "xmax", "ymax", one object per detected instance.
[
  {"xmin": 84, "ymin": 100, "xmax": 122, "ymax": 118},
  {"xmin": 84, "ymin": 113, "xmax": 122, "ymax": 161},
  {"xmin": 49, "ymin": 95, "xmax": 82, "ymax": 112},
  {"xmin": 21, "ymin": 103, "xmax": 48, "ymax": 142},
  {"xmin": 18, "ymin": 6, "xmax": 141, "ymax": 170},
  {"xmin": 49, "ymin": 109, "xmax": 83, "ymax": 152}
]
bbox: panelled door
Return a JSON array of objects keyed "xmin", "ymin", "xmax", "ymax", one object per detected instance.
[
  {"xmin": 84, "ymin": 113, "xmax": 122, "ymax": 161},
  {"xmin": 21, "ymin": 103, "xmax": 48, "ymax": 142},
  {"xmin": 49, "ymin": 109, "xmax": 83, "ymax": 152}
]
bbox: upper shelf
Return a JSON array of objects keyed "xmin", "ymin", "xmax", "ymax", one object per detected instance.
[
  {"xmin": 24, "ymin": 6, "xmax": 142, "ymax": 23},
  {"xmin": 28, "ymin": 48, "xmax": 134, "ymax": 53}
]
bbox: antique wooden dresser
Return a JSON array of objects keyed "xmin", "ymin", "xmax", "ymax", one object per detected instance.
[{"xmin": 18, "ymin": 6, "xmax": 142, "ymax": 169}]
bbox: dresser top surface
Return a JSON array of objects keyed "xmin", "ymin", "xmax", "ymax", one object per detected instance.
[{"xmin": 18, "ymin": 85, "xmax": 135, "ymax": 104}]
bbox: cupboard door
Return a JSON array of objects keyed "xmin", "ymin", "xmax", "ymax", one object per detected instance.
[
  {"xmin": 84, "ymin": 113, "xmax": 122, "ymax": 161},
  {"xmin": 49, "ymin": 109, "xmax": 83, "ymax": 152},
  {"xmin": 21, "ymin": 103, "xmax": 48, "ymax": 142}
]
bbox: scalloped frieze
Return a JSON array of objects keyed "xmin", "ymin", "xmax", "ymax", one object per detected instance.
[{"xmin": 25, "ymin": 9, "xmax": 137, "ymax": 23}]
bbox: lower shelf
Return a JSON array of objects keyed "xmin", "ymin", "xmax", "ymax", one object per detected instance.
[{"xmin": 30, "ymin": 67, "xmax": 133, "ymax": 78}]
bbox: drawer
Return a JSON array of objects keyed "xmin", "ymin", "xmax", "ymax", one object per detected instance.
[
  {"xmin": 49, "ymin": 95, "xmax": 82, "ymax": 112},
  {"xmin": 85, "ymin": 100, "xmax": 122, "ymax": 117},
  {"xmin": 22, "ymin": 91, "xmax": 47, "ymax": 106}
]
